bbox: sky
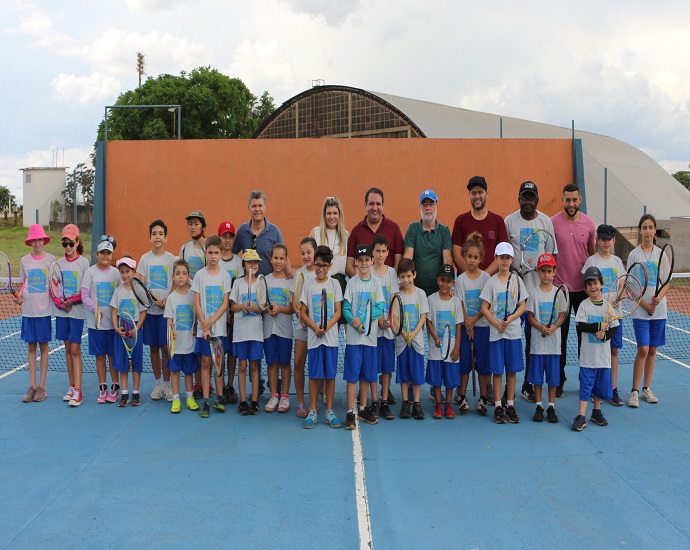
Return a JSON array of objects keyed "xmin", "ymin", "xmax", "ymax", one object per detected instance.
[{"xmin": 2, "ymin": 0, "xmax": 690, "ymax": 205}]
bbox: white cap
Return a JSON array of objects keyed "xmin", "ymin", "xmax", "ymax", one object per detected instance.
[{"xmin": 495, "ymin": 242, "xmax": 514, "ymax": 257}]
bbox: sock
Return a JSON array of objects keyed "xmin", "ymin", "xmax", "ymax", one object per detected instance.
[
  {"xmin": 173, "ymin": 393, "xmax": 180, "ymax": 400},
  {"xmin": 632, "ymin": 388, "xmax": 639, "ymax": 393},
  {"xmin": 536, "ymin": 401, "xmax": 543, "ymax": 407},
  {"xmin": 507, "ymin": 400, "xmax": 514, "ymax": 407},
  {"xmin": 163, "ymin": 380, "xmax": 171, "ymax": 387},
  {"xmin": 348, "ymin": 409, "xmax": 354, "ymax": 413},
  {"xmin": 122, "ymin": 390, "xmax": 129, "ymax": 395},
  {"xmin": 155, "ymin": 378, "xmax": 162, "ymax": 386},
  {"xmin": 133, "ymin": 390, "xmax": 139, "ymax": 395},
  {"xmin": 548, "ymin": 402, "xmax": 555, "ymax": 408},
  {"xmin": 359, "ymin": 406, "xmax": 365, "ymax": 412},
  {"xmin": 271, "ymin": 393, "xmax": 279, "ymax": 398},
  {"xmin": 186, "ymin": 391, "xmax": 193, "ymax": 399},
  {"xmin": 642, "ymin": 386, "xmax": 648, "ymax": 391},
  {"xmin": 114, "ymin": 383, "xmax": 120, "ymax": 391}
]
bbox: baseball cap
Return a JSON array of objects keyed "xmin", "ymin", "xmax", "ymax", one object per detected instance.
[
  {"xmin": 583, "ymin": 266, "xmax": 603, "ymax": 282},
  {"xmin": 495, "ymin": 242, "xmax": 514, "ymax": 257},
  {"xmin": 116, "ymin": 257, "xmax": 136, "ymax": 269},
  {"xmin": 597, "ymin": 224, "xmax": 616, "ymax": 239},
  {"xmin": 355, "ymin": 244, "xmax": 373, "ymax": 259},
  {"xmin": 218, "ymin": 221, "xmax": 236, "ymax": 236},
  {"xmin": 519, "ymin": 181, "xmax": 538, "ymax": 196},
  {"xmin": 97, "ymin": 240, "xmax": 114, "ymax": 253},
  {"xmin": 537, "ymin": 253, "xmax": 556, "ymax": 269},
  {"xmin": 420, "ymin": 189, "xmax": 438, "ymax": 203},
  {"xmin": 438, "ymin": 264, "xmax": 454, "ymax": 278},
  {"xmin": 242, "ymin": 249, "xmax": 261, "ymax": 262},
  {"xmin": 61, "ymin": 224, "xmax": 79, "ymax": 241},
  {"xmin": 186, "ymin": 210, "xmax": 206, "ymax": 223},
  {"xmin": 467, "ymin": 175, "xmax": 488, "ymax": 191}
]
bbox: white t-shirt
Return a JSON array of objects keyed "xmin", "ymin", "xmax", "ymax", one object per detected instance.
[
  {"xmin": 262, "ymin": 274, "xmax": 293, "ymax": 339},
  {"xmin": 191, "ymin": 267, "xmax": 232, "ymax": 338},
  {"xmin": 627, "ymin": 246, "xmax": 667, "ymax": 320},
  {"xmin": 293, "ymin": 266, "xmax": 317, "ymax": 339},
  {"xmin": 394, "ymin": 287, "xmax": 429, "ymax": 357},
  {"xmin": 427, "ymin": 292, "xmax": 463, "ymax": 362},
  {"xmin": 300, "ymin": 276, "xmax": 343, "ymax": 350},
  {"xmin": 504, "ymin": 210, "xmax": 558, "ymax": 272},
  {"xmin": 229, "ymin": 276, "xmax": 263, "ymax": 343},
  {"xmin": 344, "ymin": 275, "xmax": 384, "ymax": 347},
  {"xmin": 137, "ymin": 250, "xmax": 175, "ymax": 316},
  {"xmin": 219, "ymin": 255, "xmax": 243, "ymax": 285},
  {"xmin": 110, "ymin": 285, "xmax": 146, "ymax": 324},
  {"xmin": 373, "ymin": 266, "xmax": 399, "ymax": 340},
  {"xmin": 54, "ymin": 255, "xmax": 89, "ymax": 320},
  {"xmin": 456, "ymin": 270, "xmax": 490, "ymax": 328},
  {"xmin": 164, "ymin": 289, "xmax": 196, "ymax": 355},
  {"xmin": 179, "ymin": 240, "xmax": 205, "ymax": 280},
  {"xmin": 312, "ymin": 226, "xmax": 349, "ymax": 276},
  {"xmin": 19, "ymin": 253, "xmax": 55, "ymax": 318},
  {"xmin": 575, "ymin": 298, "xmax": 618, "ymax": 368},
  {"xmin": 479, "ymin": 274, "xmax": 529, "ymax": 342},
  {"xmin": 527, "ymin": 285, "xmax": 566, "ymax": 355},
  {"xmin": 581, "ymin": 253, "xmax": 626, "ymax": 299},
  {"xmin": 82, "ymin": 265, "xmax": 120, "ymax": 330}
]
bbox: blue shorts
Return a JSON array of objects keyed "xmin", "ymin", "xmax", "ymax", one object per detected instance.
[
  {"xmin": 344, "ymin": 345, "xmax": 378, "ymax": 383},
  {"xmin": 307, "ymin": 345, "xmax": 338, "ymax": 380},
  {"xmin": 610, "ymin": 318, "xmax": 623, "ymax": 349},
  {"xmin": 143, "ymin": 313, "xmax": 167, "ymax": 347},
  {"xmin": 231, "ymin": 340, "xmax": 263, "ymax": 361},
  {"xmin": 488, "ymin": 338, "xmax": 525, "ymax": 375},
  {"xmin": 88, "ymin": 328, "xmax": 115, "ymax": 357},
  {"xmin": 425, "ymin": 359, "xmax": 461, "ymax": 389},
  {"xmin": 112, "ymin": 331, "xmax": 144, "ymax": 373},
  {"xmin": 194, "ymin": 336, "xmax": 230, "ymax": 358},
  {"xmin": 55, "ymin": 317, "xmax": 84, "ymax": 344},
  {"xmin": 632, "ymin": 318, "xmax": 666, "ymax": 348},
  {"xmin": 460, "ymin": 325, "xmax": 490, "ymax": 376},
  {"xmin": 396, "ymin": 347, "xmax": 425, "ymax": 386},
  {"xmin": 168, "ymin": 352, "xmax": 200, "ymax": 375},
  {"xmin": 21, "ymin": 316, "xmax": 52, "ymax": 344},
  {"xmin": 579, "ymin": 367, "xmax": 613, "ymax": 402},
  {"xmin": 377, "ymin": 337, "xmax": 395, "ymax": 374},
  {"xmin": 526, "ymin": 354, "xmax": 560, "ymax": 387},
  {"xmin": 264, "ymin": 335, "xmax": 293, "ymax": 365}
]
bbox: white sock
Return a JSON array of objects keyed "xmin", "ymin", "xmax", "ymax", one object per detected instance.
[
  {"xmin": 163, "ymin": 380, "xmax": 171, "ymax": 387},
  {"xmin": 507, "ymin": 399, "xmax": 514, "ymax": 407},
  {"xmin": 548, "ymin": 402, "xmax": 555, "ymax": 408},
  {"xmin": 173, "ymin": 393, "xmax": 180, "ymax": 400},
  {"xmin": 536, "ymin": 401, "xmax": 543, "ymax": 407},
  {"xmin": 155, "ymin": 378, "xmax": 162, "ymax": 386},
  {"xmin": 186, "ymin": 391, "xmax": 193, "ymax": 399}
]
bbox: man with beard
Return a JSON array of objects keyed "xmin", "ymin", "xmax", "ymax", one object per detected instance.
[
  {"xmin": 551, "ymin": 183, "xmax": 596, "ymax": 396},
  {"xmin": 402, "ymin": 189, "xmax": 453, "ymax": 296}
]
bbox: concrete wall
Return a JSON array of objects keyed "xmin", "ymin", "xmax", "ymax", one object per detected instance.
[{"xmin": 21, "ymin": 167, "xmax": 66, "ymax": 227}]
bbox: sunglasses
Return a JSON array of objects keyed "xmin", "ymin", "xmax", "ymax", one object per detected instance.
[{"xmin": 61, "ymin": 241, "xmax": 76, "ymax": 248}]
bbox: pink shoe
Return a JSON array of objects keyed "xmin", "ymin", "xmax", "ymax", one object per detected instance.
[
  {"xmin": 97, "ymin": 391, "xmax": 107, "ymax": 404},
  {"xmin": 106, "ymin": 390, "xmax": 119, "ymax": 403}
]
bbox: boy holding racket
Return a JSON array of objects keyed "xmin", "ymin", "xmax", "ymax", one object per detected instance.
[
  {"xmin": 425, "ymin": 264, "xmax": 463, "ymax": 419},
  {"xmin": 137, "ymin": 219, "xmax": 176, "ymax": 402},
  {"xmin": 395, "ymin": 258, "xmax": 429, "ymax": 420},
  {"xmin": 572, "ymin": 266, "xmax": 618, "ymax": 431},
  {"xmin": 343, "ymin": 244, "xmax": 385, "ymax": 428},
  {"xmin": 372, "ymin": 234, "xmax": 399, "ymax": 419},
  {"xmin": 110, "ymin": 256, "xmax": 147, "ymax": 406},
  {"xmin": 192, "ymin": 235, "xmax": 232, "ymax": 418},
  {"xmin": 299, "ymin": 245, "xmax": 343, "ymax": 429},
  {"xmin": 480, "ymin": 242, "xmax": 528, "ymax": 424},
  {"xmin": 526, "ymin": 253, "xmax": 566, "ymax": 423},
  {"xmin": 229, "ymin": 248, "xmax": 263, "ymax": 416}
]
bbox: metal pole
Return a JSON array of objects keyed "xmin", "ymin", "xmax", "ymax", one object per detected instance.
[
  {"xmin": 177, "ymin": 106, "xmax": 182, "ymax": 140},
  {"xmin": 35, "ymin": 209, "xmax": 39, "ymax": 224},
  {"xmin": 644, "ymin": 205, "xmax": 647, "ymax": 214},
  {"xmin": 572, "ymin": 120, "xmax": 575, "ymax": 139},
  {"xmin": 604, "ymin": 167, "xmax": 608, "ymax": 224},
  {"xmin": 73, "ymin": 171, "xmax": 78, "ymax": 224},
  {"xmin": 104, "ymin": 107, "xmax": 109, "ymax": 141},
  {"xmin": 500, "ymin": 117, "xmax": 503, "ymax": 138}
]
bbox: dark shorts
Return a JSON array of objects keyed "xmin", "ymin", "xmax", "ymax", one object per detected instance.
[
  {"xmin": 579, "ymin": 367, "xmax": 613, "ymax": 402},
  {"xmin": 425, "ymin": 359, "xmax": 460, "ymax": 389},
  {"xmin": 396, "ymin": 347, "xmax": 425, "ymax": 386},
  {"xmin": 88, "ymin": 328, "xmax": 115, "ymax": 357},
  {"xmin": 112, "ymin": 331, "xmax": 144, "ymax": 373},
  {"xmin": 264, "ymin": 335, "xmax": 293, "ymax": 365},
  {"xmin": 143, "ymin": 313, "xmax": 167, "ymax": 347},
  {"xmin": 21, "ymin": 316, "xmax": 52, "ymax": 344},
  {"xmin": 307, "ymin": 345, "xmax": 338, "ymax": 380},
  {"xmin": 344, "ymin": 344, "xmax": 378, "ymax": 383},
  {"xmin": 231, "ymin": 340, "xmax": 263, "ymax": 361},
  {"xmin": 168, "ymin": 352, "xmax": 200, "ymax": 375},
  {"xmin": 55, "ymin": 317, "xmax": 84, "ymax": 344},
  {"xmin": 488, "ymin": 338, "xmax": 525, "ymax": 375}
]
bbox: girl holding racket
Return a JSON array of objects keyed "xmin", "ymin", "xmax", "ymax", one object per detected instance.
[
  {"xmin": 17, "ymin": 224, "xmax": 55, "ymax": 403},
  {"xmin": 55, "ymin": 224, "xmax": 89, "ymax": 407},
  {"xmin": 179, "ymin": 210, "xmax": 206, "ymax": 280},
  {"xmin": 626, "ymin": 214, "xmax": 669, "ymax": 407}
]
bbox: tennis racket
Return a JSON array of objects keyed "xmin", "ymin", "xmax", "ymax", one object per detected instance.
[
  {"xmin": 605, "ymin": 273, "xmax": 644, "ymax": 323},
  {"xmin": 363, "ymin": 298, "xmax": 373, "ymax": 336},
  {"xmin": 0, "ymin": 251, "xmax": 20, "ymax": 299},
  {"xmin": 627, "ymin": 262, "xmax": 649, "ymax": 296},
  {"xmin": 48, "ymin": 262, "xmax": 69, "ymax": 310},
  {"xmin": 440, "ymin": 323, "xmax": 452, "ymax": 360},
  {"xmin": 95, "ymin": 299, "xmax": 102, "ymax": 329},
  {"xmin": 132, "ymin": 276, "xmax": 158, "ymax": 309},
  {"xmin": 404, "ymin": 311, "xmax": 411, "ymax": 347},
  {"xmin": 255, "ymin": 274, "xmax": 269, "ymax": 311},
  {"xmin": 247, "ymin": 266, "xmax": 253, "ymax": 306},
  {"xmin": 292, "ymin": 271, "xmax": 305, "ymax": 312},
  {"xmin": 521, "ymin": 229, "xmax": 556, "ymax": 273},
  {"xmin": 469, "ymin": 337, "xmax": 476, "ymax": 397},
  {"xmin": 503, "ymin": 271, "xmax": 521, "ymax": 321},
  {"xmin": 542, "ymin": 284, "xmax": 569, "ymax": 337},
  {"xmin": 389, "ymin": 294, "xmax": 402, "ymax": 336},
  {"xmin": 319, "ymin": 288, "xmax": 327, "ymax": 330},
  {"xmin": 653, "ymin": 244, "xmax": 674, "ymax": 299},
  {"xmin": 167, "ymin": 323, "xmax": 175, "ymax": 359},
  {"xmin": 208, "ymin": 336, "xmax": 224, "ymax": 378},
  {"xmin": 118, "ymin": 312, "xmax": 137, "ymax": 372}
]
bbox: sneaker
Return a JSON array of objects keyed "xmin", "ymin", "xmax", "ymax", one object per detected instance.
[
  {"xmin": 132, "ymin": 393, "xmax": 141, "ymax": 406},
  {"xmin": 97, "ymin": 390, "xmax": 107, "ymax": 404},
  {"xmin": 628, "ymin": 390, "xmax": 639, "ymax": 408},
  {"xmin": 118, "ymin": 394, "xmax": 129, "ymax": 407},
  {"xmin": 186, "ymin": 396, "xmax": 199, "ymax": 411},
  {"xmin": 33, "ymin": 386, "xmax": 47, "ymax": 402},
  {"xmin": 379, "ymin": 402, "xmax": 394, "ymax": 420},
  {"xmin": 453, "ymin": 390, "xmax": 462, "ymax": 405},
  {"xmin": 150, "ymin": 384, "xmax": 164, "ymax": 400},
  {"xmin": 68, "ymin": 389, "xmax": 83, "ymax": 407},
  {"xmin": 106, "ymin": 389, "xmax": 120, "ymax": 403},
  {"xmin": 325, "ymin": 409, "xmax": 341, "ymax": 428},
  {"xmin": 238, "ymin": 400, "xmax": 249, "ymax": 415},
  {"xmin": 433, "ymin": 403, "xmax": 443, "ymax": 419},
  {"xmin": 163, "ymin": 386, "xmax": 174, "ymax": 402},
  {"xmin": 200, "ymin": 401, "xmax": 210, "ymax": 418},
  {"xmin": 278, "ymin": 396, "xmax": 290, "ymax": 413},
  {"xmin": 296, "ymin": 403, "xmax": 309, "ymax": 418},
  {"xmin": 521, "ymin": 384, "xmax": 536, "ymax": 403},
  {"xmin": 303, "ymin": 409, "xmax": 317, "ymax": 429},
  {"xmin": 213, "ymin": 395, "xmax": 226, "ymax": 413},
  {"xmin": 369, "ymin": 401, "xmax": 380, "ymax": 420},
  {"xmin": 642, "ymin": 388, "xmax": 658, "ymax": 403},
  {"xmin": 458, "ymin": 395, "xmax": 470, "ymax": 415},
  {"xmin": 386, "ymin": 391, "xmax": 397, "ymax": 405},
  {"xmin": 171, "ymin": 399, "xmax": 181, "ymax": 413},
  {"xmin": 345, "ymin": 411, "xmax": 356, "ymax": 430},
  {"xmin": 506, "ymin": 405, "xmax": 520, "ymax": 424},
  {"xmin": 486, "ymin": 384, "xmax": 495, "ymax": 406},
  {"xmin": 63, "ymin": 386, "xmax": 75, "ymax": 401},
  {"xmin": 546, "ymin": 406, "xmax": 559, "ymax": 423},
  {"xmin": 412, "ymin": 402, "xmax": 425, "ymax": 420},
  {"xmin": 475, "ymin": 397, "xmax": 488, "ymax": 416},
  {"xmin": 571, "ymin": 414, "xmax": 587, "ymax": 432},
  {"xmin": 533, "ymin": 405, "xmax": 544, "ymax": 422},
  {"xmin": 224, "ymin": 385, "xmax": 238, "ymax": 404},
  {"xmin": 556, "ymin": 385, "xmax": 564, "ymax": 398},
  {"xmin": 359, "ymin": 407, "xmax": 378, "ymax": 425},
  {"xmin": 399, "ymin": 402, "xmax": 412, "ymax": 419},
  {"xmin": 444, "ymin": 404, "xmax": 455, "ymax": 419},
  {"xmin": 192, "ymin": 383, "xmax": 202, "ymax": 399},
  {"xmin": 494, "ymin": 405, "xmax": 506, "ymax": 424},
  {"xmin": 590, "ymin": 408, "xmax": 608, "ymax": 426},
  {"xmin": 22, "ymin": 386, "xmax": 36, "ymax": 403},
  {"xmin": 609, "ymin": 387, "xmax": 624, "ymax": 406},
  {"xmin": 265, "ymin": 395, "xmax": 279, "ymax": 413},
  {"xmin": 249, "ymin": 400, "xmax": 260, "ymax": 415}
]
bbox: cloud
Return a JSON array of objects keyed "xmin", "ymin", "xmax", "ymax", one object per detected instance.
[
  {"xmin": 284, "ymin": 0, "xmax": 361, "ymax": 25},
  {"xmin": 126, "ymin": 0, "xmax": 199, "ymax": 13},
  {"xmin": 51, "ymin": 72, "xmax": 122, "ymax": 105}
]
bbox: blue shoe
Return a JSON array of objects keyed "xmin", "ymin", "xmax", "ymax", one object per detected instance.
[
  {"xmin": 325, "ymin": 409, "xmax": 341, "ymax": 429},
  {"xmin": 303, "ymin": 409, "xmax": 317, "ymax": 429}
]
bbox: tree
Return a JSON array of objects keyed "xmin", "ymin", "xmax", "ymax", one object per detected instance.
[
  {"xmin": 62, "ymin": 163, "xmax": 95, "ymax": 208},
  {"xmin": 672, "ymin": 170, "xmax": 690, "ymax": 191},
  {"xmin": 96, "ymin": 67, "xmax": 275, "ymax": 143},
  {"xmin": 0, "ymin": 185, "xmax": 18, "ymax": 213}
]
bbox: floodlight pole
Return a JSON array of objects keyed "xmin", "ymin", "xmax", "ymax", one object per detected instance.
[{"xmin": 103, "ymin": 104, "xmax": 182, "ymax": 140}]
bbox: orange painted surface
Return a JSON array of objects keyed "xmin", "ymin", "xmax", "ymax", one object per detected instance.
[{"xmin": 105, "ymin": 139, "xmax": 572, "ymax": 262}]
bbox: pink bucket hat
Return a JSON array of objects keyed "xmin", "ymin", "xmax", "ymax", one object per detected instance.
[{"xmin": 25, "ymin": 224, "xmax": 51, "ymax": 246}]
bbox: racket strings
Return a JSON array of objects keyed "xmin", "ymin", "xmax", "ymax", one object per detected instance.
[{"xmin": 610, "ymin": 276, "xmax": 643, "ymax": 315}]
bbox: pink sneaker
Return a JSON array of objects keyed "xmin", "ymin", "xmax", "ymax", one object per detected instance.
[
  {"xmin": 106, "ymin": 390, "xmax": 119, "ymax": 403},
  {"xmin": 97, "ymin": 391, "xmax": 108, "ymax": 404}
]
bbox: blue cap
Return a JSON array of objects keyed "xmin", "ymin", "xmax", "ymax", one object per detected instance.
[{"xmin": 420, "ymin": 189, "xmax": 438, "ymax": 203}]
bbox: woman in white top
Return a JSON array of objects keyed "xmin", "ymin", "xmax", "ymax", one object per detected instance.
[{"xmin": 309, "ymin": 196, "xmax": 349, "ymax": 296}]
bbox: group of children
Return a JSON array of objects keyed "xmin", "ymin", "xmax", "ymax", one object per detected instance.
[{"xmin": 15, "ymin": 211, "xmax": 669, "ymax": 433}]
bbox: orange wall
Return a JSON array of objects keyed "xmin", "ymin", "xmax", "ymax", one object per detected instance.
[{"xmin": 105, "ymin": 138, "xmax": 572, "ymax": 263}]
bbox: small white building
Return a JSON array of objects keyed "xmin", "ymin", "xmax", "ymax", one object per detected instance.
[{"xmin": 19, "ymin": 167, "xmax": 66, "ymax": 227}]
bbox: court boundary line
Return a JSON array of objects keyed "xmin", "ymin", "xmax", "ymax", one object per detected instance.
[
  {"xmin": 621, "ymin": 336, "xmax": 690, "ymax": 370},
  {"xmin": 351, "ymin": 417, "xmax": 373, "ymax": 549},
  {"xmin": 0, "ymin": 343, "xmax": 67, "ymax": 380}
]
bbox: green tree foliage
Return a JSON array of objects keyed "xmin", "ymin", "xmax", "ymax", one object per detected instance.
[
  {"xmin": 62, "ymin": 163, "xmax": 95, "ymax": 207},
  {"xmin": 96, "ymin": 67, "xmax": 275, "ymax": 142},
  {"xmin": 0, "ymin": 185, "xmax": 18, "ymax": 213},
  {"xmin": 672, "ymin": 170, "xmax": 690, "ymax": 191}
]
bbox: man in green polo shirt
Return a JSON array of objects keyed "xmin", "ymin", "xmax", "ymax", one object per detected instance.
[{"xmin": 402, "ymin": 189, "xmax": 453, "ymax": 296}]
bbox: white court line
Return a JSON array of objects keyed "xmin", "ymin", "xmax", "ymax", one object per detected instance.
[
  {"xmin": 351, "ymin": 417, "xmax": 374, "ymax": 550},
  {"xmin": 0, "ymin": 343, "xmax": 66, "ymax": 380},
  {"xmin": 0, "ymin": 330, "xmax": 21, "ymax": 341},
  {"xmin": 667, "ymin": 323, "xmax": 690, "ymax": 336},
  {"xmin": 622, "ymin": 336, "xmax": 690, "ymax": 370}
]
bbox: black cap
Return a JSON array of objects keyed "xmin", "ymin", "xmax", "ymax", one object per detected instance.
[
  {"xmin": 467, "ymin": 176, "xmax": 488, "ymax": 191},
  {"xmin": 583, "ymin": 266, "xmax": 603, "ymax": 282},
  {"xmin": 597, "ymin": 224, "xmax": 616, "ymax": 239},
  {"xmin": 519, "ymin": 181, "xmax": 538, "ymax": 196},
  {"xmin": 438, "ymin": 264, "xmax": 454, "ymax": 278},
  {"xmin": 355, "ymin": 244, "xmax": 373, "ymax": 259}
]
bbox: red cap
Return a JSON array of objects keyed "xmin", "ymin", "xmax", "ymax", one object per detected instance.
[
  {"xmin": 537, "ymin": 253, "xmax": 556, "ymax": 269},
  {"xmin": 217, "ymin": 221, "xmax": 236, "ymax": 236}
]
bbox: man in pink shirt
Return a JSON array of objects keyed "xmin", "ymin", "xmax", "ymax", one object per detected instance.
[{"xmin": 551, "ymin": 183, "xmax": 596, "ymax": 396}]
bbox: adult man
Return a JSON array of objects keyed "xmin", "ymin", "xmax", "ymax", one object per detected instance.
[
  {"xmin": 452, "ymin": 176, "xmax": 508, "ymax": 275},
  {"xmin": 402, "ymin": 189, "xmax": 452, "ymax": 296},
  {"xmin": 346, "ymin": 187, "xmax": 404, "ymax": 277},
  {"xmin": 551, "ymin": 183, "xmax": 596, "ymax": 396},
  {"xmin": 504, "ymin": 181, "xmax": 558, "ymax": 402}
]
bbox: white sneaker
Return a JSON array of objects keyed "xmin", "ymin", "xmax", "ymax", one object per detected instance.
[
  {"xmin": 641, "ymin": 388, "xmax": 658, "ymax": 403},
  {"xmin": 150, "ymin": 384, "xmax": 164, "ymax": 400},
  {"xmin": 63, "ymin": 386, "xmax": 75, "ymax": 401},
  {"xmin": 163, "ymin": 385, "xmax": 174, "ymax": 402},
  {"xmin": 265, "ymin": 395, "xmax": 279, "ymax": 412},
  {"xmin": 278, "ymin": 396, "xmax": 290, "ymax": 413},
  {"xmin": 68, "ymin": 389, "xmax": 83, "ymax": 407},
  {"xmin": 628, "ymin": 390, "xmax": 639, "ymax": 408}
]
